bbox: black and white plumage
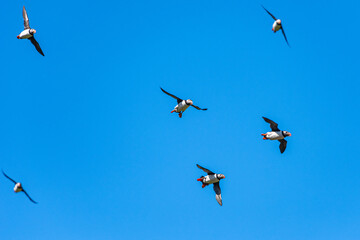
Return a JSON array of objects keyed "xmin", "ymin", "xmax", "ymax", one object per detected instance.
[
  {"xmin": 261, "ymin": 117, "xmax": 291, "ymax": 153},
  {"xmin": 2, "ymin": 170, "xmax": 38, "ymax": 204},
  {"xmin": 17, "ymin": 6, "xmax": 44, "ymax": 56},
  {"xmin": 160, "ymin": 87, "xmax": 207, "ymax": 118},
  {"xmin": 196, "ymin": 164, "xmax": 225, "ymax": 206},
  {"xmin": 262, "ymin": 5, "xmax": 290, "ymax": 47}
]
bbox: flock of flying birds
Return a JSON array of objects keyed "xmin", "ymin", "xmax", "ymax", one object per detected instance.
[
  {"xmin": 3, "ymin": 5, "xmax": 291, "ymax": 206},
  {"xmin": 161, "ymin": 87, "xmax": 291, "ymax": 205}
]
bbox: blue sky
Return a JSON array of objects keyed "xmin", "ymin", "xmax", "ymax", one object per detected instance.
[{"xmin": 1, "ymin": 0, "xmax": 360, "ymax": 239}]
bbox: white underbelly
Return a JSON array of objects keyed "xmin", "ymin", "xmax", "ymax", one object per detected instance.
[
  {"xmin": 178, "ymin": 105, "xmax": 189, "ymax": 112},
  {"xmin": 14, "ymin": 184, "xmax": 22, "ymax": 192},
  {"xmin": 266, "ymin": 131, "xmax": 284, "ymax": 140},
  {"xmin": 204, "ymin": 175, "xmax": 219, "ymax": 184},
  {"xmin": 273, "ymin": 23, "xmax": 281, "ymax": 32},
  {"xmin": 175, "ymin": 101, "xmax": 190, "ymax": 112},
  {"xmin": 19, "ymin": 30, "xmax": 32, "ymax": 39}
]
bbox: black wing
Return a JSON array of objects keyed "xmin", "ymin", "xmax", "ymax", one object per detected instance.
[
  {"xmin": 262, "ymin": 5, "xmax": 277, "ymax": 20},
  {"xmin": 196, "ymin": 164, "xmax": 215, "ymax": 175},
  {"xmin": 2, "ymin": 170, "xmax": 17, "ymax": 184},
  {"xmin": 263, "ymin": 117, "xmax": 280, "ymax": 131},
  {"xmin": 281, "ymin": 27, "xmax": 290, "ymax": 47},
  {"xmin": 22, "ymin": 189, "xmax": 38, "ymax": 204},
  {"xmin": 160, "ymin": 87, "xmax": 183, "ymax": 104},
  {"xmin": 213, "ymin": 182, "xmax": 222, "ymax": 206},
  {"xmin": 279, "ymin": 139, "xmax": 287, "ymax": 153},
  {"xmin": 191, "ymin": 105, "xmax": 208, "ymax": 111},
  {"xmin": 29, "ymin": 37, "xmax": 44, "ymax": 56}
]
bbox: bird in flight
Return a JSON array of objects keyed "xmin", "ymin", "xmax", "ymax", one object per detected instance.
[
  {"xmin": 17, "ymin": 6, "xmax": 45, "ymax": 56},
  {"xmin": 261, "ymin": 117, "xmax": 292, "ymax": 153},
  {"xmin": 2, "ymin": 170, "xmax": 38, "ymax": 204},
  {"xmin": 160, "ymin": 87, "xmax": 207, "ymax": 118},
  {"xmin": 262, "ymin": 5, "xmax": 290, "ymax": 47},
  {"xmin": 196, "ymin": 164, "xmax": 225, "ymax": 206}
]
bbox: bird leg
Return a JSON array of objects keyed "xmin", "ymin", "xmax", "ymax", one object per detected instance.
[{"xmin": 179, "ymin": 112, "xmax": 182, "ymax": 118}]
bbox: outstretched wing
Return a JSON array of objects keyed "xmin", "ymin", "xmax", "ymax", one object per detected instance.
[
  {"xmin": 196, "ymin": 164, "xmax": 215, "ymax": 175},
  {"xmin": 191, "ymin": 105, "xmax": 207, "ymax": 111},
  {"xmin": 279, "ymin": 139, "xmax": 287, "ymax": 153},
  {"xmin": 262, "ymin": 117, "xmax": 280, "ymax": 131},
  {"xmin": 262, "ymin": 5, "xmax": 277, "ymax": 20},
  {"xmin": 160, "ymin": 87, "xmax": 183, "ymax": 104},
  {"xmin": 2, "ymin": 170, "xmax": 17, "ymax": 184},
  {"xmin": 281, "ymin": 27, "xmax": 290, "ymax": 47},
  {"xmin": 213, "ymin": 182, "xmax": 222, "ymax": 206},
  {"xmin": 23, "ymin": 6, "xmax": 30, "ymax": 29},
  {"xmin": 29, "ymin": 37, "xmax": 45, "ymax": 56},
  {"xmin": 22, "ymin": 189, "xmax": 38, "ymax": 204}
]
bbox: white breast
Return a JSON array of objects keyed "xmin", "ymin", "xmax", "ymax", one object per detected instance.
[
  {"xmin": 18, "ymin": 29, "xmax": 32, "ymax": 39},
  {"xmin": 175, "ymin": 100, "xmax": 190, "ymax": 112},
  {"xmin": 203, "ymin": 175, "xmax": 219, "ymax": 184},
  {"xmin": 266, "ymin": 131, "xmax": 284, "ymax": 140},
  {"xmin": 273, "ymin": 21, "xmax": 281, "ymax": 32},
  {"xmin": 14, "ymin": 183, "xmax": 22, "ymax": 192}
]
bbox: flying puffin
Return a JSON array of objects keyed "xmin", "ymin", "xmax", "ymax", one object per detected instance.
[
  {"xmin": 2, "ymin": 170, "xmax": 38, "ymax": 204},
  {"xmin": 160, "ymin": 87, "xmax": 207, "ymax": 118},
  {"xmin": 196, "ymin": 164, "xmax": 225, "ymax": 206},
  {"xmin": 261, "ymin": 117, "xmax": 291, "ymax": 153},
  {"xmin": 262, "ymin": 5, "xmax": 290, "ymax": 46},
  {"xmin": 17, "ymin": 6, "xmax": 44, "ymax": 56}
]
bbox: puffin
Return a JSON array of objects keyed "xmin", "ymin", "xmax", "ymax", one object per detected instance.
[
  {"xmin": 261, "ymin": 117, "xmax": 291, "ymax": 153},
  {"xmin": 262, "ymin": 5, "xmax": 290, "ymax": 46},
  {"xmin": 17, "ymin": 6, "xmax": 44, "ymax": 56},
  {"xmin": 160, "ymin": 87, "xmax": 207, "ymax": 118},
  {"xmin": 196, "ymin": 164, "xmax": 225, "ymax": 206},
  {"xmin": 2, "ymin": 170, "xmax": 38, "ymax": 204}
]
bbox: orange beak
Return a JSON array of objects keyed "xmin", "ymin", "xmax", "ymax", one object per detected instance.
[{"xmin": 289, "ymin": 133, "xmax": 292, "ymax": 137}]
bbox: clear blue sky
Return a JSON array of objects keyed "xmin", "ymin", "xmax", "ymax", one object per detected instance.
[{"xmin": 1, "ymin": 0, "xmax": 360, "ymax": 239}]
